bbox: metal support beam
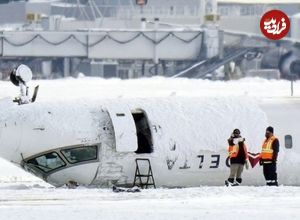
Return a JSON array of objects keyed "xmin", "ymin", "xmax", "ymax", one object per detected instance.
[{"xmin": 64, "ymin": 57, "xmax": 70, "ymax": 77}]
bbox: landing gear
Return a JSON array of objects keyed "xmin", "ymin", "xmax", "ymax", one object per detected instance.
[{"xmin": 10, "ymin": 64, "xmax": 39, "ymax": 105}]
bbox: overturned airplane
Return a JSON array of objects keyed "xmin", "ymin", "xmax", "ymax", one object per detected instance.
[{"xmin": 0, "ymin": 94, "xmax": 299, "ymax": 187}]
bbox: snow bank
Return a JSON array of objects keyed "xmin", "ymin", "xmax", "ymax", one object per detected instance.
[{"xmin": 0, "ymin": 158, "xmax": 42, "ymax": 182}]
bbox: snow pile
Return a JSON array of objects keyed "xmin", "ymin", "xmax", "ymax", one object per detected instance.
[{"xmin": 0, "ymin": 158, "xmax": 40, "ymax": 182}]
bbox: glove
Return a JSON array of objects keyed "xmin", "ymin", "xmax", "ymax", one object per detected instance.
[
  {"xmin": 233, "ymin": 137, "xmax": 245, "ymax": 144},
  {"xmin": 259, "ymin": 159, "xmax": 263, "ymax": 166},
  {"xmin": 233, "ymin": 138, "xmax": 238, "ymax": 145},
  {"xmin": 245, "ymin": 159, "xmax": 249, "ymax": 170}
]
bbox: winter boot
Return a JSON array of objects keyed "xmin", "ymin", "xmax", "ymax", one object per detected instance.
[
  {"xmin": 231, "ymin": 181, "xmax": 240, "ymax": 186},
  {"xmin": 225, "ymin": 178, "xmax": 234, "ymax": 187},
  {"xmin": 236, "ymin": 178, "xmax": 242, "ymax": 184},
  {"xmin": 268, "ymin": 180, "xmax": 279, "ymax": 186}
]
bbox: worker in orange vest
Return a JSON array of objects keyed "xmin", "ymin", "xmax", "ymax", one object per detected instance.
[
  {"xmin": 225, "ymin": 129, "xmax": 249, "ymax": 186},
  {"xmin": 260, "ymin": 126, "xmax": 279, "ymax": 186}
]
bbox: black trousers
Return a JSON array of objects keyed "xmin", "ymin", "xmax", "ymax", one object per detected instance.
[{"xmin": 263, "ymin": 162, "xmax": 278, "ymax": 186}]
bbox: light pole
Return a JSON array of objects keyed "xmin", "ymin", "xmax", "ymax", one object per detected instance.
[{"xmin": 290, "ymin": 74, "xmax": 296, "ymax": 97}]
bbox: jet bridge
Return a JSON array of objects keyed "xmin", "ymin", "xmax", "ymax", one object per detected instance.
[{"xmin": 0, "ymin": 29, "xmax": 203, "ymax": 62}]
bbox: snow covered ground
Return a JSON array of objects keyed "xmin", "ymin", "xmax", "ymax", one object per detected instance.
[
  {"xmin": 0, "ymin": 182, "xmax": 300, "ymax": 220},
  {"xmin": 0, "ymin": 76, "xmax": 299, "ymax": 101},
  {"xmin": 0, "ymin": 77, "xmax": 300, "ymax": 219}
]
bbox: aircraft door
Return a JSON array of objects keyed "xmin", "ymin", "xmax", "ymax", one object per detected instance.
[{"xmin": 107, "ymin": 105, "xmax": 138, "ymax": 152}]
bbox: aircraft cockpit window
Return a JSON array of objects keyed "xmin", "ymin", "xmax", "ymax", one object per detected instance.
[
  {"xmin": 285, "ymin": 135, "xmax": 293, "ymax": 149},
  {"xmin": 61, "ymin": 146, "xmax": 98, "ymax": 164},
  {"xmin": 27, "ymin": 152, "xmax": 66, "ymax": 173}
]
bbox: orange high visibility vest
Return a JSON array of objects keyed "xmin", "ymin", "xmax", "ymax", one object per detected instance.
[
  {"xmin": 228, "ymin": 143, "xmax": 248, "ymax": 159},
  {"xmin": 261, "ymin": 136, "xmax": 277, "ymax": 160}
]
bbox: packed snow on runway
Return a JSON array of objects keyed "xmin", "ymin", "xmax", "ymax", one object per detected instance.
[
  {"xmin": 0, "ymin": 77, "xmax": 300, "ymax": 219},
  {"xmin": 0, "ymin": 179, "xmax": 300, "ymax": 220}
]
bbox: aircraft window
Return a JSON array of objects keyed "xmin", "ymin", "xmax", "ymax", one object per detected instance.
[
  {"xmin": 285, "ymin": 135, "xmax": 293, "ymax": 149},
  {"xmin": 27, "ymin": 152, "xmax": 65, "ymax": 173},
  {"xmin": 61, "ymin": 146, "xmax": 98, "ymax": 164}
]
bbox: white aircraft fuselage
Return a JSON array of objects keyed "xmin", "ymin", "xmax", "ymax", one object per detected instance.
[{"xmin": 0, "ymin": 96, "xmax": 299, "ymax": 187}]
